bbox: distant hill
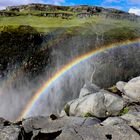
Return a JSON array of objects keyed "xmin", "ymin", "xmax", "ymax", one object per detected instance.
[{"xmin": 0, "ymin": 3, "xmax": 139, "ymax": 21}]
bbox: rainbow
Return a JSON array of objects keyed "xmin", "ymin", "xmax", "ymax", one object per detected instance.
[{"xmin": 17, "ymin": 38, "xmax": 140, "ymax": 121}]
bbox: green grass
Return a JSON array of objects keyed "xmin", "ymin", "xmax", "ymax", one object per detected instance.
[
  {"xmin": 18, "ymin": 10, "xmax": 77, "ymax": 15},
  {"xmin": 0, "ymin": 15, "xmax": 139, "ymax": 33},
  {"xmin": 83, "ymin": 112, "xmax": 93, "ymax": 118},
  {"xmin": 0, "ymin": 16, "xmax": 92, "ymax": 32},
  {"xmin": 64, "ymin": 104, "xmax": 70, "ymax": 116}
]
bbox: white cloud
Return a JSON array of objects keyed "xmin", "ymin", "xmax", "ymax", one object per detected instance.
[
  {"xmin": 129, "ymin": 7, "xmax": 140, "ymax": 15},
  {"xmin": 0, "ymin": 0, "xmax": 65, "ymax": 10},
  {"xmin": 106, "ymin": 0, "xmax": 140, "ymax": 3},
  {"xmin": 129, "ymin": 0, "xmax": 140, "ymax": 3},
  {"xmin": 49, "ymin": 0, "xmax": 65, "ymax": 5},
  {"xmin": 105, "ymin": 0, "xmax": 121, "ymax": 2},
  {"xmin": 0, "ymin": 6, "xmax": 6, "ymax": 10},
  {"xmin": 0, "ymin": 0, "xmax": 43, "ymax": 9}
]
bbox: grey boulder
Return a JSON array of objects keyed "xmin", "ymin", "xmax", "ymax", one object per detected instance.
[
  {"xmin": 0, "ymin": 125, "xmax": 23, "ymax": 140},
  {"xmin": 101, "ymin": 117, "xmax": 127, "ymax": 126},
  {"xmin": 123, "ymin": 76, "xmax": 140, "ymax": 102},
  {"xmin": 121, "ymin": 112, "xmax": 140, "ymax": 131},
  {"xmin": 66, "ymin": 90, "xmax": 124, "ymax": 118},
  {"xmin": 94, "ymin": 124, "xmax": 140, "ymax": 140},
  {"xmin": 116, "ymin": 81, "xmax": 126, "ymax": 92},
  {"xmin": 56, "ymin": 124, "xmax": 140, "ymax": 140},
  {"xmin": 22, "ymin": 115, "xmax": 100, "ymax": 140},
  {"xmin": 22, "ymin": 115, "xmax": 100, "ymax": 133},
  {"xmin": 102, "ymin": 112, "xmax": 140, "ymax": 132},
  {"xmin": 79, "ymin": 82, "xmax": 100, "ymax": 98}
]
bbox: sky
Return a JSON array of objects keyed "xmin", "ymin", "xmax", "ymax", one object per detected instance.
[{"xmin": 0, "ymin": 0, "xmax": 140, "ymax": 15}]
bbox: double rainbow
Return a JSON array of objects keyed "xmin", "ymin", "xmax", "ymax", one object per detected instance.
[{"xmin": 17, "ymin": 38, "xmax": 140, "ymax": 121}]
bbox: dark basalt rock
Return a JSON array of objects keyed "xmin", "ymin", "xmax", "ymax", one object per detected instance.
[
  {"xmin": 32, "ymin": 130, "xmax": 62, "ymax": 140},
  {"xmin": 0, "ymin": 25, "xmax": 51, "ymax": 85},
  {"xmin": 0, "ymin": 118, "xmax": 11, "ymax": 127},
  {"xmin": 0, "ymin": 125, "xmax": 24, "ymax": 140},
  {"xmin": 49, "ymin": 114, "xmax": 58, "ymax": 120}
]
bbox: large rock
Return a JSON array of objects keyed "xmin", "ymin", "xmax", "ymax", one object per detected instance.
[
  {"xmin": 0, "ymin": 125, "xmax": 23, "ymax": 140},
  {"xmin": 93, "ymin": 124, "xmax": 140, "ymax": 140},
  {"xmin": 0, "ymin": 118, "xmax": 10, "ymax": 127},
  {"xmin": 55, "ymin": 127, "xmax": 82, "ymax": 140},
  {"xmin": 66, "ymin": 90, "xmax": 124, "ymax": 118},
  {"xmin": 128, "ymin": 105, "xmax": 140, "ymax": 113},
  {"xmin": 102, "ymin": 112, "xmax": 140, "ymax": 132},
  {"xmin": 56, "ymin": 124, "xmax": 140, "ymax": 140},
  {"xmin": 68, "ymin": 91, "xmax": 106, "ymax": 118},
  {"xmin": 123, "ymin": 76, "xmax": 140, "ymax": 101},
  {"xmin": 101, "ymin": 117, "xmax": 127, "ymax": 126},
  {"xmin": 22, "ymin": 115, "xmax": 100, "ymax": 133},
  {"xmin": 56, "ymin": 125, "xmax": 105, "ymax": 140},
  {"xmin": 121, "ymin": 112, "xmax": 140, "ymax": 131},
  {"xmin": 116, "ymin": 81, "xmax": 126, "ymax": 92},
  {"xmin": 79, "ymin": 82, "xmax": 100, "ymax": 98},
  {"xmin": 22, "ymin": 115, "xmax": 100, "ymax": 140}
]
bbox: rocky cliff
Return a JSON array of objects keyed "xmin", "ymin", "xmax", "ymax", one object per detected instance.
[
  {"xmin": 0, "ymin": 24, "xmax": 140, "ymax": 88},
  {"xmin": 0, "ymin": 25, "xmax": 51, "ymax": 83}
]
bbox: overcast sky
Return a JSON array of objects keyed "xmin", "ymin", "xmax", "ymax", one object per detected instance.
[{"xmin": 0, "ymin": 0, "xmax": 140, "ymax": 15}]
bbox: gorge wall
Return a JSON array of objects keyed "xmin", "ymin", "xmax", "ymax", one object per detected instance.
[{"xmin": 0, "ymin": 4, "xmax": 140, "ymax": 120}]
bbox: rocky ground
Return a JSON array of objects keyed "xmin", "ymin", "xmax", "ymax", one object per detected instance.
[{"xmin": 0, "ymin": 76, "xmax": 140, "ymax": 140}]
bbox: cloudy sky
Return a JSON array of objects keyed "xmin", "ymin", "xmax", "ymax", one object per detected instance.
[{"xmin": 0, "ymin": 0, "xmax": 140, "ymax": 15}]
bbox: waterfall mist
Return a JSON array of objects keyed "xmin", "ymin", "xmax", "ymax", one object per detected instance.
[{"xmin": 0, "ymin": 41, "xmax": 140, "ymax": 120}]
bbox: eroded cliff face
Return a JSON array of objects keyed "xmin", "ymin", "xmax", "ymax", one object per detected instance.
[
  {"xmin": 45, "ymin": 26, "xmax": 140, "ymax": 87},
  {"xmin": 0, "ymin": 25, "xmax": 139, "ymax": 89},
  {"xmin": 1, "ymin": 25, "xmax": 139, "ymax": 88},
  {"xmin": 0, "ymin": 26, "xmax": 51, "ymax": 84}
]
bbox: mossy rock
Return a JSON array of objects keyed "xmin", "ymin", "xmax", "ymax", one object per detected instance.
[
  {"xmin": 107, "ymin": 85, "xmax": 122, "ymax": 97},
  {"xmin": 64, "ymin": 104, "xmax": 70, "ymax": 116},
  {"xmin": 83, "ymin": 112, "xmax": 93, "ymax": 118},
  {"xmin": 104, "ymin": 27, "xmax": 139, "ymax": 43},
  {"xmin": 0, "ymin": 25, "xmax": 39, "ymax": 34},
  {"xmin": 119, "ymin": 107, "xmax": 129, "ymax": 116},
  {"xmin": 108, "ymin": 85, "xmax": 118, "ymax": 93},
  {"xmin": 0, "ymin": 25, "xmax": 45, "ymax": 79}
]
